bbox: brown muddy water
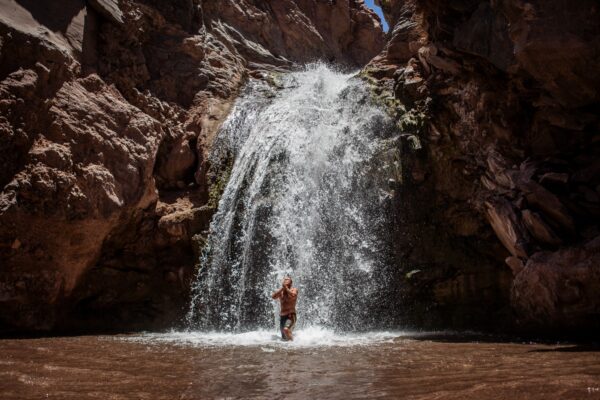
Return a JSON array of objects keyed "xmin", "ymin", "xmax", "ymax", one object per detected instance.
[{"xmin": 1, "ymin": 329, "xmax": 599, "ymax": 400}]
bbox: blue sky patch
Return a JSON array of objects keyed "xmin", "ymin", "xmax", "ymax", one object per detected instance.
[{"xmin": 364, "ymin": 0, "xmax": 389, "ymax": 32}]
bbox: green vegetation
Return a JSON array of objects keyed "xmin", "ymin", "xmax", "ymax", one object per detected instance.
[
  {"xmin": 359, "ymin": 66, "xmax": 432, "ymax": 190},
  {"xmin": 207, "ymin": 157, "xmax": 233, "ymax": 210},
  {"xmin": 397, "ymin": 109, "xmax": 427, "ymax": 134}
]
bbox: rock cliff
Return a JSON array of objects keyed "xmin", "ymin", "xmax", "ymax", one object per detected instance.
[
  {"xmin": 365, "ymin": 0, "xmax": 599, "ymax": 334},
  {"xmin": 1, "ymin": 0, "xmax": 598, "ymax": 337},
  {"xmin": 0, "ymin": 0, "xmax": 384, "ymax": 332}
]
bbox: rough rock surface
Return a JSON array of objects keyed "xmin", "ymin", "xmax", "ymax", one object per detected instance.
[
  {"xmin": 0, "ymin": 0, "xmax": 384, "ymax": 332},
  {"xmin": 2, "ymin": 0, "xmax": 598, "ymax": 337},
  {"xmin": 365, "ymin": 0, "xmax": 599, "ymax": 334},
  {"xmin": 512, "ymin": 236, "xmax": 600, "ymax": 331}
]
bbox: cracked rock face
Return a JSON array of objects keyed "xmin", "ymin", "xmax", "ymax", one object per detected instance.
[
  {"xmin": 366, "ymin": 0, "xmax": 599, "ymax": 334},
  {"xmin": 0, "ymin": 0, "xmax": 384, "ymax": 332}
]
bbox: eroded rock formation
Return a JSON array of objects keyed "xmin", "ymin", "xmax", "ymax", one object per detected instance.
[
  {"xmin": 1, "ymin": 0, "xmax": 597, "ymax": 336},
  {"xmin": 0, "ymin": 0, "xmax": 384, "ymax": 332},
  {"xmin": 365, "ymin": 0, "xmax": 599, "ymax": 334}
]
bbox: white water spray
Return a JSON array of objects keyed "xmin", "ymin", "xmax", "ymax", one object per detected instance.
[{"xmin": 187, "ymin": 64, "xmax": 399, "ymax": 334}]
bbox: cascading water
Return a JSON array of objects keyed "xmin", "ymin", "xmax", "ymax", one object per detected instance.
[{"xmin": 187, "ymin": 64, "xmax": 401, "ymax": 334}]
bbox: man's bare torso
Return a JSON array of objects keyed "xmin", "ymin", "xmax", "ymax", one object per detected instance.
[
  {"xmin": 271, "ymin": 278, "xmax": 298, "ymax": 316},
  {"xmin": 276, "ymin": 288, "xmax": 298, "ymax": 315}
]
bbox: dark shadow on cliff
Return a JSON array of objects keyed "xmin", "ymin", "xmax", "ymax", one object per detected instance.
[{"xmin": 16, "ymin": 0, "xmax": 84, "ymax": 34}]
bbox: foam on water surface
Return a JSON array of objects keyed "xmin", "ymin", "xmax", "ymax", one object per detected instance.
[{"xmin": 121, "ymin": 327, "xmax": 416, "ymax": 349}]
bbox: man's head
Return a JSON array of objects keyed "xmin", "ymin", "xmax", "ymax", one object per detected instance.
[{"xmin": 283, "ymin": 276, "xmax": 292, "ymax": 288}]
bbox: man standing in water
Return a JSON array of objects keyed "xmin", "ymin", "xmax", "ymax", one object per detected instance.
[{"xmin": 271, "ymin": 277, "xmax": 298, "ymax": 341}]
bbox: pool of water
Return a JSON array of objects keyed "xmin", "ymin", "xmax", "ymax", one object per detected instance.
[{"xmin": 1, "ymin": 329, "xmax": 599, "ymax": 399}]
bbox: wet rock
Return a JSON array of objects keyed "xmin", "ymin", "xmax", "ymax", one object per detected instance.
[
  {"xmin": 397, "ymin": 58, "xmax": 427, "ymax": 101},
  {"xmin": 1, "ymin": 0, "xmax": 598, "ymax": 336}
]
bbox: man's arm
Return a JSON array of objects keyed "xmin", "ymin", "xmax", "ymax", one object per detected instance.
[
  {"xmin": 282, "ymin": 287, "xmax": 298, "ymax": 297},
  {"xmin": 271, "ymin": 287, "xmax": 284, "ymax": 299}
]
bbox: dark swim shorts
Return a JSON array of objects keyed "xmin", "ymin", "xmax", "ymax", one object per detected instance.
[{"xmin": 279, "ymin": 313, "xmax": 297, "ymax": 339}]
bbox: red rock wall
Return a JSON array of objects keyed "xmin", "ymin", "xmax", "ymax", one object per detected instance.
[
  {"xmin": 2, "ymin": 0, "xmax": 596, "ymax": 336},
  {"xmin": 0, "ymin": 0, "xmax": 384, "ymax": 332},
  {"xmin": 366, "ymin": 0, "xmax": 599, "ymax": 334}
]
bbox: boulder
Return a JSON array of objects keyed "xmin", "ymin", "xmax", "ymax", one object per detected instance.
[{"xmin": 512, "ymin": 236, "xmax": 600, "ymax": 330}]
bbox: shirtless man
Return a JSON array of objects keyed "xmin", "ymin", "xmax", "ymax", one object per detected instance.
[{"xmin": 271, "ymin": 277, "xmax": 298, "ymax": 341}]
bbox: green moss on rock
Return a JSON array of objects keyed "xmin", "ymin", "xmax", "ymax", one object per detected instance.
[{"xmin": 207, "ymin": 157, "xmax": 233, "ymax": 210}]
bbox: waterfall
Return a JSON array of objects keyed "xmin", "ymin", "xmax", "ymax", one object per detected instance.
[{"xmin": 187, "ymin": 64, "xmax": 399, "ymax": 332}]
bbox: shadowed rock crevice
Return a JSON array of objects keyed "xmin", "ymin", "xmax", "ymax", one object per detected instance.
[{"xmin": 15, "ymin": 0, "xmax": 85, "ymax": 35}]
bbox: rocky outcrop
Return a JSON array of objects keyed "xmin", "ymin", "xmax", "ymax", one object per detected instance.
[
  {"xmin": 2, "ymin": 0, "xmax": 596, "ymax": 337},
  {"xmin": 366, "ymin": 0, "xmax": 599, "ymax": 334},
  {"xmin": 0, "ymin": 0, "xmax": 384, "ymax": 332},
  {"xmin": 512, "ymin": 236, "xmax": 600, "ymax": 331},
  {"xmin": 202, "ymin": 0, "xmax": 384, "ymax": 67}
]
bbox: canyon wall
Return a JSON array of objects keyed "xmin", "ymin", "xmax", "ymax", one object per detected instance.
[
  {"xmin": 366, "ymin": 0, "xmax": 599, "ymax": 334},
  {"xmin": 1, "ymin": 0, "xmax": 597, "ymax": 336},
  {"xmin": 0, "ymin": 0, "xmax": 384, "ymax": 332}
]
